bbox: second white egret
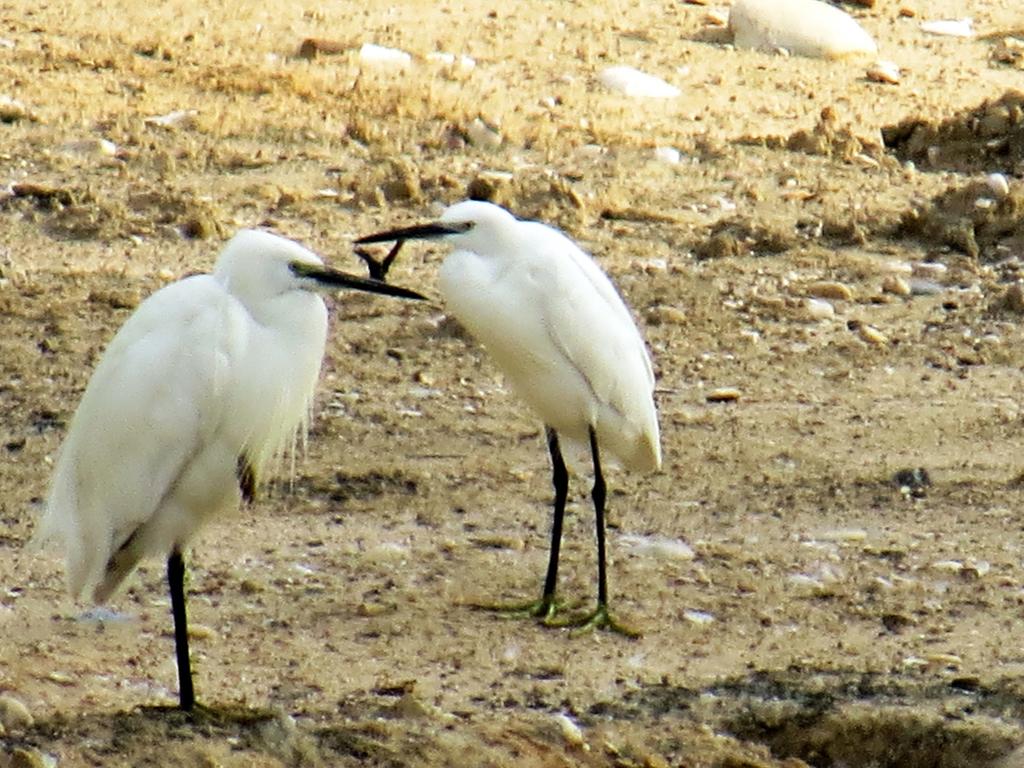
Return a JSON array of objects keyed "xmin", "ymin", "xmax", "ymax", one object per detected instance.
[
  {"xmin": 36, "ymin": 228, "xmax": 425, "ymax": 710},
  {"xmin": 355, "ymin": 200, "xmax": 661, "ymax": 635}
]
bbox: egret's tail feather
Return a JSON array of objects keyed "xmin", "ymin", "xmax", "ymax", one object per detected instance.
[{"xmin": 92, "ymin": 532, "xmax": 144, "ymax": 604}]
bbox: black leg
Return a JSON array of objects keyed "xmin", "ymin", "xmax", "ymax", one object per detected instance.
[
  {"xmin": 589, "ymin": 426, "xmax": 609, "ymax": 610},
  {"xmin": 538, "ymin": 427, "xmax": 570, "ymax": 616},
  {"xmin": 168, "ymin": 549, "xmax": 195, "ymax": 711}
]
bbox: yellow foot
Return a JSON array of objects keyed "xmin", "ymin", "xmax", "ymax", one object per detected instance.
[
  {"xmin": 467, "ymin": 596, "xmax": 567, "ymax": 623},
  {"xmin": 547, "ymin": 604, "xmax": 643, "ymax": 638}
]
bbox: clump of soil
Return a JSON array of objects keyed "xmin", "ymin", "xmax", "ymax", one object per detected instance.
[
  {"xmin": 896, "ymin": 178, "xmax": 1024, "ymax": 259},
  {"xmin": 883, "ymin": 90, "xmax": 1024, "ymax": 174}
]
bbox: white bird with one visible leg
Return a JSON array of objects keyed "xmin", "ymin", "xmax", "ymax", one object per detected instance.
[
  {"xmin": 355, "ymin": 200, "xmax": 661, "ymax": 636},
  {"xmin": 35, "ymin": 229, "xmax": 425, "ymax": 710}
]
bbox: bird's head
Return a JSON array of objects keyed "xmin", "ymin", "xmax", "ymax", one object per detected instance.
[
  {"xmin": 355, "ymin": 200, "xmax": 518, "ymax": 257},
  {"xmin": 214, "ymin": 229, "xmax": 426, "ymax": 307}
]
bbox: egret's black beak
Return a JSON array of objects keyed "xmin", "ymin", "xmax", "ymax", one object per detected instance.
[
  {"xmin": 354, "ymin": 221, "xmax": 472, "ymax": 245},
  {"xmin": 290, "ymin": 262, "xmax": 426, "ymax": 300}
]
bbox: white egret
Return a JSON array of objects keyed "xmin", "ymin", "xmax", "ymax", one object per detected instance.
[
  {"xmin": 355, "ymin": 200, "xmax": 661, "ymax": 635},
  {"xmin": 35, "ymin": 228, "xmax": 425, "ymax": 710}
]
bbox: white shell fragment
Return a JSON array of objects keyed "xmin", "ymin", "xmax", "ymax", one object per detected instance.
[
  {"xmin": 553, "ymin": 713, "xmax": 586, "ymax": 748},
  {"xmin": 144, "ymin": 109, "xmax": 198, "ymax": 129},
  {"xmin": 683, "ymin": 609, "xmax": 716, "ymax": 626},
  {"xmin": 986, "ymin": 172, "xmax": 1010, "ymax": 199},
  {"xmin": 866, "ymin": 60, "xmax": 901, "ymax": 84},
  {"xmin": 599, "ymin": 66, "xmax": 680, "ymax": 99},
  {"xmin": 359, "ymin": 43, "xmax": 412, "ymax": 69},
  {"xmin": 920, "ymin": 18, "xmax": 974, "ymax": 38},
  {"xmin": 654, "ymin": 146, "xmax": 682, "ymax": 164},
  {"xmin": 620, "ymin": 534, "xmax": 696, "ymax": 561},
  {"xmin": 729, "ymin": 0, "xmax": 878, "ymax": 59}
]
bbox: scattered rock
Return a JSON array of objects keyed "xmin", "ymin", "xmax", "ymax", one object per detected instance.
[
  {"xmin": 866, "ymin": 60, "xmax": 901, "ymax": 84},
  {"xmin": 646, "ymin": 305, "xmax": 688, "ymax": 326},
  {"xmin": 598, "ymin": 66, "xmax": 680, "ymax": 99},
  {"xmin": 9, "ymin": 748, "xmax": 55, "ymax": 768},
  {"xmin": 296, "ymin": 37, "xmax": 348, "ymax": 59},
  {"xmin": 553, "ymin": 713, "xmax": 586, "ymax": 748},
  {"xmin": 881, "ymin": 274, "xmax": 911, "ymax": 296},
  {"xmin": 707, "ymin": 387, "xmax": 742, "ymax": 403},
  {"xmin": 359, "ymin": 42, "xmax": 412, "ymax": 70},
  {"xmin": 920, "ymin": 18, "xmax": 974, "ymax": 38},
  {"xmin": 143, "ymin": 109, "xmax": 198, "ymax": 129},
  {"xmin": 620, "ymin": 534, "xmax": 696, "ymax": 561},
  {"xmin": 803, "ymin": 297, "xmax": 836, "ymax": 320},
  {"xmin": 807, "ymin": 281, "xmax": 854, "ymax": 301},
  {"xmin": 0, "ymin": 694, "xmax": 34, "ymax": 731},
  {"xmin": 849, "ymin": 320, "xmax": 888, "ymax": 346},
  {"xmin": 728, "ymin": 0, "xmax": 877, "ymax": 59}
]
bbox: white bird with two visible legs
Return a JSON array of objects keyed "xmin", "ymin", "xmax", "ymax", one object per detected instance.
[
  {"xmin": 36, "ymin": 229, "xmax": 425, "ymax": 710},
  {"xmin": 355, "ymin": 200, "xmax": 661, "ymax": 635}
]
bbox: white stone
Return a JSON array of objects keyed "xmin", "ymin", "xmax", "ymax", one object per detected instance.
[
  {"xmin": 359, "ymin": 43, "xmax": 412, "ymax": 69},
  {"xmin": 729, "ymin": 0, "xmax": 877, "ymax": 59},
  {"xmin": 920, "ymin": 18, "xmax": 974, "ymax": 38},
  {"xmin": 598, "ymin": 66, "xmax": 680, "ymax": 99}
]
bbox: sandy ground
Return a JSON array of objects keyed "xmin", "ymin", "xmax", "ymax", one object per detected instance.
[{"xmin": 2, "ymin": 0, "xmax": 1024, "ymax": 765}]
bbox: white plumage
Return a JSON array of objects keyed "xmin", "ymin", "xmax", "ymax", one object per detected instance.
[
  {"xmin": 36, "ymin": 228, "xmax": 424, "ymax": 709},
  {"xmin": 355, "ymin": 200, "xmax": 661, "ymax": 634},
  {"xmin": 436, "ymin": 202, "xmax": 660, "ymax": 473},
  {"xmin": 39, "ymin": 229, "xmax": 328, "ymax": 602}
]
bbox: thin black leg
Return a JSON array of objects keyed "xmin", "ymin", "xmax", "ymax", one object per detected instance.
[
  {"xmin": 168, "ymin": 549, "xmax": 195, "ymax": 711},
  {"xmin": 539, "ymin": 427, "xmax": 570, "ymax": 614},
  {"xmin": 589, "ymin": 426, "xmax": 609, "ymax": 609}
]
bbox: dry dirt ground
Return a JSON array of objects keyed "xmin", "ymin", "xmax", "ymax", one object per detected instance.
[{"xmin": 2, "ymin": 0, "xmax": 1024, "ymax": 765}]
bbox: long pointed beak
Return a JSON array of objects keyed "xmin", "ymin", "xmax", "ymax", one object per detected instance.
[
  {"xmin": 290, "ymin": 261, "xmax": 427, "ymax": 300},
  {"xmin": 354, "ymin": 221, "xmax": 470, "ymax": 245}
]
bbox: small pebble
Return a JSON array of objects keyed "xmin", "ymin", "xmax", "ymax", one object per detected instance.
[
  {"xmin": 804, "ymin": 297, "xmax": 835, "ymax": 320},
  {"xmin": 598, "ymin": 66, "xmax": 680, "ymax": 99},
  {"xmin": 986, "ymin": 172, "xmax": 1010, "ymax": 199},
  {"xmin": 188, "ymin": 623, "xmax": 217, "ymax": 640},
  {"xmin": 910, "ymin": 262, "xmax": 947, "ymax": 280},
  {"xmin": 866, "ymin": 60, "xmax": 901, "ymax": 84},
  {"xmin": 683, "ymin": 609, "xmax": 716, "ymax": 625},
  {"xmin": 654, "ymin": 146, "xmax": 681, "ymax": 164},
  {"xmin": 856, "ymin": 323, "xmax": 888, "ymax": 346},
  {"xmin": 297, "ymin": 37, "xmax": 347, "ymax": 58},
  {"xmin": 920, "ymin": 18, "xmax": 974, "ymax": 37},
  {"xmin": 646, "ymin": 305, "xmax": 687, "ymax": 326},
  {"xmin": 932, "ymin": 559, "xmax": 964, "ymax": 573},
  {"xmin": 359, "ymin": 43, "xmax": 412, "ymax": 69},
  {"xmin": 909, "ymin": 278, "xmax": 943, "ymax": 296},
  {"xmin": 807, "ymin": 281, "xmax": 854, "ymax": 301},
  {"xmin": 619, "ymin": 534, "xmax": 696, "ymax": 561},
  {"xmin": 882, "ymin": 275, "xmax": 911, "ymax": 296},
  {"xmin": 706, "ymin": 387, "xmax": 741, "ymax": 403},
  {"xmin": 925, "ymin": 652, "xmax": 963, "ymax": 668},
  {"xmin": 144, "ymin": 109, "xmax": 198, "ymax": 129},
  {"xmin": 553, "ymin": 713, "xmax": 586, "ymax": 748},
  {"xmin": 0, "ymin": 695, "xmax": 33, "ymax": 731}
]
